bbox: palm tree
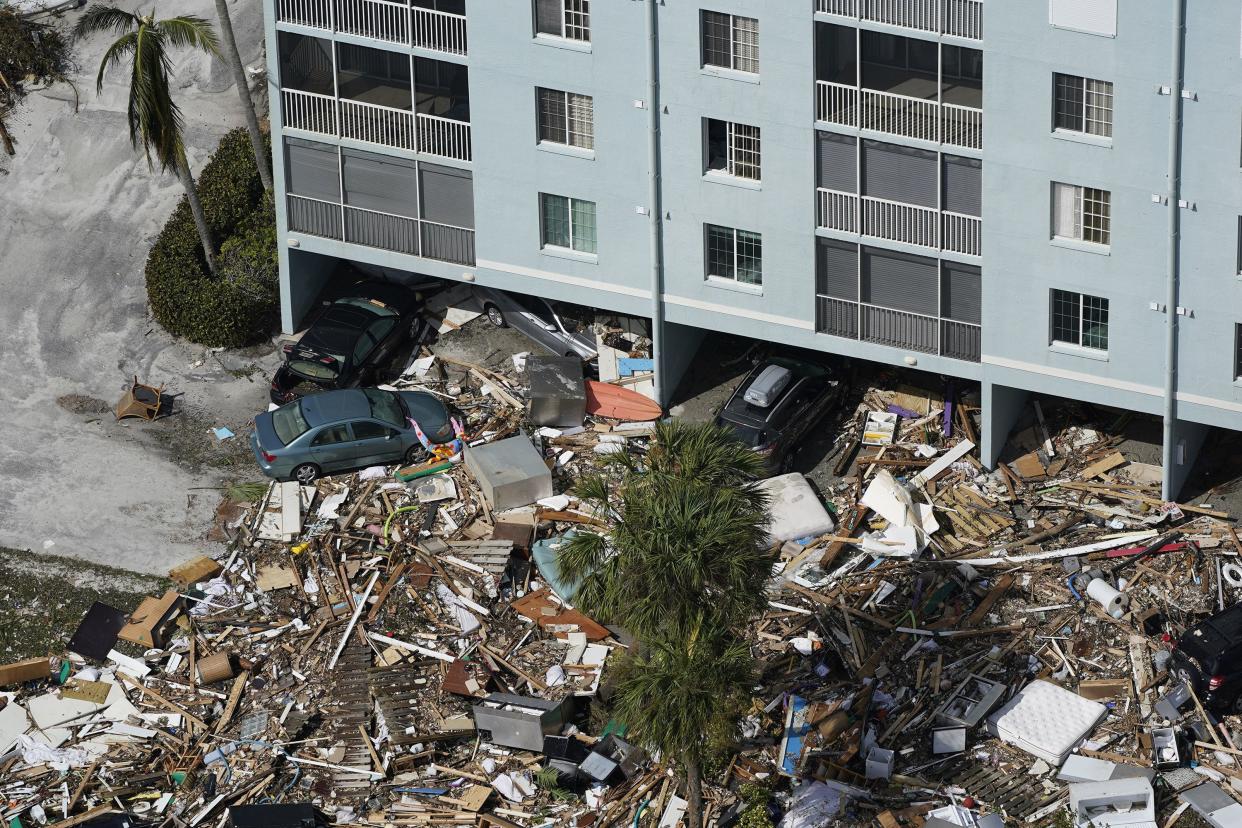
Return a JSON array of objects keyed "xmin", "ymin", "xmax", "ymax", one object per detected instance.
[
  {"xmin": 212, "ymin": 0, "xmax": 272, "ymax": 193},
  {"xmin": 610, "ymin": 627, "xmax": 755, "ymax": 828},
  {"xmin": 559, "ymin": 420, "xmax": 773, "ymax": 639},
  {"xmin": 75, "ymin": 6, "xmax": 221, "ymax": 273}
]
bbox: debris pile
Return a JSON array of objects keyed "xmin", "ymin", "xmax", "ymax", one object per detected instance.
[{"xmin": 3, "ymin": 368, "xmax": 1242, "ymax": 828}]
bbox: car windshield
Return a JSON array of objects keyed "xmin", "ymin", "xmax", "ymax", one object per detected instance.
[
  {"xmin": 288, "ymin": 359, "xmax": 339, "ymax": 380},
  {"xmin": 271, "ymin": 401, "xmax": 311, "ymax": 446},
  {"xmin": 723, "ymin": 420, "xmax": 766, "ymax": 448},
  {"xmin": 365, "ymin": 388, "xmax": 405, "ymax": 427}
]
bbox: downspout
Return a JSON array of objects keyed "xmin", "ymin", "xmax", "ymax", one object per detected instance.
[
  {"xmin": 646, "ymin": 0, "xmax": 666, "ymax": 405},
  {"xmin": 1160, "ymin": 0, "xmax": 1186, "ymax": 501}
]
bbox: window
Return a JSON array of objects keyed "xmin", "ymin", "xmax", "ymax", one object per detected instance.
[
  {"xmin": 705, "ymin": 224, "xmax": 762, "ymax": 286},
  {"xmin": 1237, "ymin": 217, "xmax": 1242, "ymax": 274},
  {"xmin": 352, "ymin": 421, "xmax": 400, "ymax": 441},
  {"xmin": 1236, "ymin": 325, "xmax": 1242, "ymax": 379},
  {"xmin": 311, "ymin": 424, "xmax": 353, "ymax": 446},
  {"xmin": 537, "ymin": 88, "xmax": 594, "ymax": 150},
  {"xmin": 1052, "ymin": 182, "xmax": 1110, "ymax": 246},
  {"xmin": 540, "ymin": 193, "xmax": 597, "ymax": 254},
  {"xmin": 535, "ymin": 0, "xmax": 589, "ymax": 42},
  {"xmin": 704, "ymin": 119, "xmax": 761, "ymax": 180},
  {"xmin": 1051, "ymin": 289, "xmax": 1109, "ymax": 351},
  {"xmin": 701, "ymin": 10, "xmax": 758, "ymax": 74},
  {"xmin": 1054, "ymin": 73, "xmax": 1113, "ymax": 137}
]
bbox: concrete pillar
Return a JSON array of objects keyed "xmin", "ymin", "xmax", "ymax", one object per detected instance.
[
  {"xmin": 981, "ymin": 382, "xmax": 1029, "ymax": 469},
  {"xmin": 656, "ymin": 320, "xmax": 705, "ymax": 406},
  {"xmin": 283, "ymin": 249, "xmax": 338, "ymax": 333},
  {"xmin": 1163, "ymin": 417, "xmax": 1210, "ymax": 500}
]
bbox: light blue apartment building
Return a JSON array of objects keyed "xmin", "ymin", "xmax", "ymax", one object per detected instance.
[{"xmin": 264, "ymin": 0, "xmax": 1242, "ymax": 497}]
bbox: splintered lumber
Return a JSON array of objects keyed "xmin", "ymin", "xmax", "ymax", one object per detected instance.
[
  {"xmin": 1080, "ymin": 451, "xmax": 1127, "ymax": 479},
  {"xmin": 213, "ymin": 671, "xmax": 249, "ymax": 734},
  {"xmin": 964, "ymin": 573, "xmax": 1014, "ymax": 626}
]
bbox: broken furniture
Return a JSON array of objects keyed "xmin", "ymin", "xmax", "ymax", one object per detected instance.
[
  {"xmin": 117, "ymin": 590, "xmax": 181, "ymax": 648},
  {"xmin": 464, "ymin": 436, "xmax": 554, "ymax": 511},
  {"xmin": 472, "ymin": 693, "xmax": 572, "ymax": 751},
  {"xmin": 987, "ymin": 680, "xmax": 1107, "ymax": 766},
  {"xmin": 114, "ymin": 375, "xmax": 166, "ymax": 421},
  {"xmin": 936, "ymin": 674, "xmax": 1005, "ymax": 728},
  {"xmin": 0, "ymin": 657, "xmax": 50, "ymax": 686},
  {"xmin": 527, "ymin": 356, "xmax": 586, "ymax": 428},
  {"xmin": 1151, "ymin": 727, "xmax": 1182, "ymax": 769},
  {"xmin": 66, "ymin": 601, "xmax": 130, "ymax": 661}
]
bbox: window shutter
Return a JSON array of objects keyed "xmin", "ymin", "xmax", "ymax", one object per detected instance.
[
  {"xmin": 1049, "ymin": 0, "xmax": 1116, "ymax": 37},
  {"xmin": 942, "ymin": 155, "xmax": 982, "ymax": 216},
  {"xmin": 861, "ymin": 247, "xmax": 938, "ymax": 316},
  {"xmin": 419, "ymin": 163, "xmax": 475, "ymax": 228},
  {"xmin": 816, "ymin": 238, "xmax": 858, "ymax": 300},
  {"xmin": 862, "ymin": 140, "xmax": 937, "ymax": 207},
  {"xmin": 941, "ymin": 262, "xmax": 981, "ymax": 324},
  {"xmin": 285, "ymin": 138, "xmax": 340, "ymax": 202},
  {"xmin": 1052, "ymin": 182, "xmax": 1078, "ymax": 238},
  {"xmin": 342, "ymin": 148, "xmax": 418, "ymax": 216},
  {"xmin": 817, "ymin": 133, "xmax": 857, "ymax": 192}
]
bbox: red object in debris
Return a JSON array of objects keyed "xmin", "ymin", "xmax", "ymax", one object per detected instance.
[
  {"xmin": 1104, "ymin": 542, "xmax": 1187, "ymax": 559},
  {"xmin": 584, "ymin": 380, "xmax": 663, "ymax": 422},
  {"xmin": 962, "ymin": 797, "xmax": 976, "ymax": 809}
]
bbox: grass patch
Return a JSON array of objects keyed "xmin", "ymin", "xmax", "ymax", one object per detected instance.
[{"xmin": 0, "ymin": 547, "xmax": 171, "ymax": 662}]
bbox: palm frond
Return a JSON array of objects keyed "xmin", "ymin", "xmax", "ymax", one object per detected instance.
[
  {"xmin": 159, "ymin": 15, "xmax": 220, "ymax": 56},
  {"xmin": 93, "ymin": 31, "xmax": 136, "ymax": 93},
  {"xmin": 72, "ymin": 5, "xmax": 137, "ymax": 40}
]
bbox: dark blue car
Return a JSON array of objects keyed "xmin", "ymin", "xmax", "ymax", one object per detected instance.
[{"xmin": 251, "ymin": 388, "xmax": 454, "ymax": 484}]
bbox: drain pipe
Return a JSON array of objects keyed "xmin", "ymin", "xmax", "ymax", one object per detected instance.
[
  {"xmin": 1160, "ymin": 0, "xmax": 1186, "ymax": 501},
  {"xmin": 646, "ymin": 0, "xmax": 666, "ymax": 405}
]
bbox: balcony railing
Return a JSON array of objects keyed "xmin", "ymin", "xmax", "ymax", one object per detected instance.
[
  {"xmin": 817, "ymin": 188, "xmax": 981, "ymax": 256},
  {"xmin": 815, "ymin": 295, "xmax": 981, "ymax": 362},
  {"xmin": 816, "ymin": 0, "xmax": 983, "ymax": 41},
  {"xmin": 287, "ymin": 194, "xmax": 476, "ymax": 265},
  {"xmin": 816, "ymin": 81, "xmax": 982, "ymax": 150},
  {"xmin": 275, "ymin": 0, "xmax": 468, "ymax": 56},
  {"xmin": 282, "ymin": 88, "xmax": 471, "ymax": 161}
]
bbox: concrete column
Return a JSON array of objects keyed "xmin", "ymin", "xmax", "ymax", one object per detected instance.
[
  {"xmin": 1164, "ymin": 416, "xmax": 1209, "ymax": 500},
  {"xmin": 285, "ymin": 249, "xmax": 338, "ymax": 332},
  {"xmin": 981, "ymin": 382, "xmax": 1029, "ymax": 469},
  {"xmin": 656, "ymin": 321, "xmax": 706, "ymax": 406}
]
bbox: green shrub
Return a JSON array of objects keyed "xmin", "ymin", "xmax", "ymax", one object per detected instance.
[{"xmin": 144, "ymin": 128, "xmax": 276, "ymax": 348}]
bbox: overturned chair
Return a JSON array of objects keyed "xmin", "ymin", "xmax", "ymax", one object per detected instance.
[{"xmin": 114, "ymin": 375, "xmax": 167, "ymax": 421}]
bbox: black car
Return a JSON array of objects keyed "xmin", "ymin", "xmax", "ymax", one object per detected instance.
[
  {"xmin": 271, "ymin": 280, "xmax": 430, "ymax": 404},
  {"xmin": 715, "ymin": 357, "xmax": 843, "ymax": 474},
  {"xmin": 1170, "ymin": 602, "xmax": 1242, "ymax": 713}
]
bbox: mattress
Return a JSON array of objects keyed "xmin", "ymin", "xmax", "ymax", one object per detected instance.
[{"xmin": 987, "ymin": 680, "xmax": 1106, "ymax": 766}]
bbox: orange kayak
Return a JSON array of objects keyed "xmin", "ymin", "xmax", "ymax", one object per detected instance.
[{"xmin": 585, "ymin": 380, "xmax": 663, "ymax": 421}]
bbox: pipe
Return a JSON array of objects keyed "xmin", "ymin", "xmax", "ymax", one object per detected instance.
[
  {"xmin": 1161, "ymin": 0, "xmax": 1186, "ymax": 501},
  {"xmin": 646, "ymin": 0, "xmax": 666, "ymax": 405},
  {"xmin": 1087, "ymin": 578, "xmax": 1125, "ymax": 619}
]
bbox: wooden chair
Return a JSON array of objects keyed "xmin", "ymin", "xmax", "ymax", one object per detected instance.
[{"xmin": 114, "ymin": 375, "xmax": 166, "ymax": 421}]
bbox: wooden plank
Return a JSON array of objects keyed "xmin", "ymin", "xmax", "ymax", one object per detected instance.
[
  {"xmin": 214, "ymin": 671, "xmax": 249, "ymax": 734},
  {"xmin": 279, "ymin": 480, "xmax": 302, "ymax": 538},
  {"xmin": 964, "ymin": 574, "xmax": 1014, "ymax": 627},
  {"xmin": 1080, "ymin": 451, "xmax": 1127, "ymax": 480}
]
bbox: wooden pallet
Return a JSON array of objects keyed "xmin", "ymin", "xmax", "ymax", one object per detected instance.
[
  {"xmin": 327, "ymin": 643, "xmax": 377, "ymax": 789},
  {"xmin": 944, "ymin": 761, "xmax": 1065, "ymax": 824}
]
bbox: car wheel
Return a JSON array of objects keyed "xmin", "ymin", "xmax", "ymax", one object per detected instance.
[
  {"xmin": 292, "ymin": 463, "xmax": 320, "ymax": 485},
  {"xmin": 485, "ymin": 304, "xmax": 507, "ymax": 328},
  {"xmin": 404, "ymin": 445, "xmax": 430, "ymax": 466}
]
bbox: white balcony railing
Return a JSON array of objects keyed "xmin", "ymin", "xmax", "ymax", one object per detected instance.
[
  {"xmin": 283, "ymin": 88, "xmax": 338, "ymax": 135},
  {"xmin": 275, "ymin": 0, "xmax": 467, "ymax": 56},
  {"xmin": 282, "ymin": 89, "xmax": 472, "ymax": 161},
  {"xmin": 816, "ymin": 81, "xmax": 981, "ymax": 150},
  {"xmin": 817, "ymin": 188, "xmax": 981, "ymax": 256},
  {"xmin": 287, "ymin": 194, "xmax": 475, "ymax": 265},
  {"xmin": 816, "ymin": 0, "xmax": 983, "ymax": 41}
]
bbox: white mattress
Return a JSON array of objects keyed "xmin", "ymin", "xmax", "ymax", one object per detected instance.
[{"xmin": 987, "ymin": 680, "xmax": 1106, "ymax": 766}]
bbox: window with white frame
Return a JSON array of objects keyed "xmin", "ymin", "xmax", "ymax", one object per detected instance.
[
  {"xmin": 1054, "ymin": 73, "xmax": 1113, "ymax": 137},
  {"xmin": 705, "ymin": 224, "xmax": 762, "ymax": 286},
  {"xmin": 1052, "ymin": 182, "xmax": 1110, "ymax": 246},
  {"xmin": 540, "ymin": 193, "xmax": 596, "ymax": 254},
  {"xmin": 537, "ymin": 88, "xmax": 594, "ymax": 150},
  {"xmin": 1236, "ymin": 324, "xmax": 1242, "ymax": 379},
  {"xmin": 534, "ymin": 0, "xmax": 589, "ymax": 42},
  {"xmin": 1051, "ymin": 289, "xmax": 1109, "ymax": 351},
  {"xmin": 704, "ymin": 119, "xmax": 760, "ymax": 180},
  {"xmin": 701, "ymin": 10, "xmax": 758, "ymax": 74}
]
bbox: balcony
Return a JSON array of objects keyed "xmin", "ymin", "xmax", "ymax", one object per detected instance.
[
  {"xmin": 817, "ymin": 188, "xmax": 980, "ymax": 256},
  {"xmin": 287, "ymin": 194, "xmax": 476, "ymax": 265},
  {"xmin": 815, "ymin": 296, "xmax": 981, "ymax": 362},
  {"xmin": 283, "ymin": 88, "xmax": 472, "ymax": 161},
  {"xmin": 816, "ymin": 0, "xmax": 983, "ymax": 42},
  {"xmin": 816, "ymin": 81, "xmax": 980, "ymax": 149},
  {"xmin": 275, "ymin": 0, "xmax": 468, "ymax": 56}
]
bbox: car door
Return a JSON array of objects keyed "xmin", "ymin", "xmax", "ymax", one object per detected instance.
[
  {"xmin": 350, "ymin": 419, "xmax": 405, "ymax": 465},
  {"xmin": 512, "ymin": 294, "xmax": 564, "ymax": 355},
  {"xmin": 365, "ymin": 317, "xmax": 400, "ymax": 371},
  {"xmin": 308, "ymin": 423, "xmax": 357, "ymax": 472}
]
